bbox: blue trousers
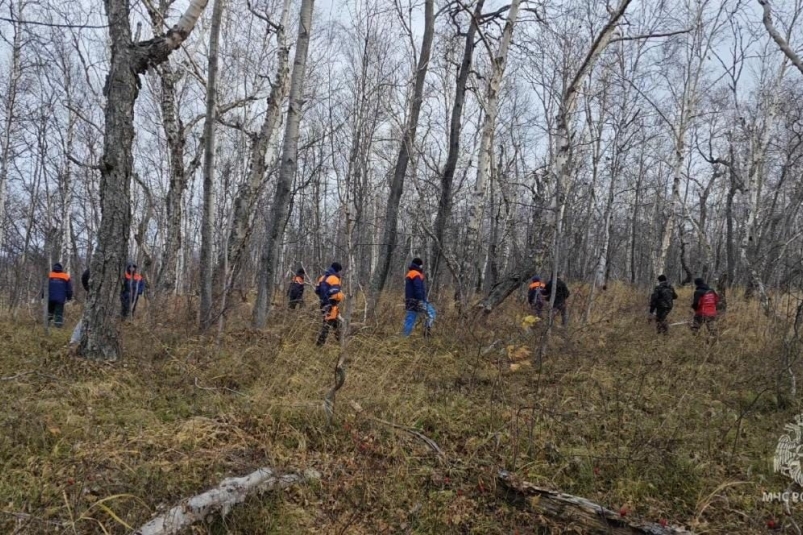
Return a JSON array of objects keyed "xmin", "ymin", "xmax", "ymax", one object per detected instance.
[{"xmin": 403, "ymin": 303, "xmax": 435, "ymax": 336}]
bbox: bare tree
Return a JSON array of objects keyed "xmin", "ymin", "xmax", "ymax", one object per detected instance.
[
  {"xmin": 369, "ymin": 0, "xmax": 435, "ymax": 306},
  {"xmin": 80, "ymin": 0, "xmax": 211, "ymax": 360},
  {"xmin": 199, "ymin": 0, "xmax": 226, "ymax": 331},
  {"xmin": 463, "ymin": 0, "xmax": 521, "ymax": 302},
  {"xmin": 253, "ymin": 0, "xmax": 316, "ymax": 328}
]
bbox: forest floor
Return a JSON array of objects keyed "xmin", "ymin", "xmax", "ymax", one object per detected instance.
[{"xmin": 0, "ymin": 284, "xmax": 801, "ymax": 534}]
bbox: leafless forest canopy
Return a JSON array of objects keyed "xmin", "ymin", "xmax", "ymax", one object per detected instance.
[{"xmin": 1, "ymin": 0, "xmax": 803, "ymax": 345}]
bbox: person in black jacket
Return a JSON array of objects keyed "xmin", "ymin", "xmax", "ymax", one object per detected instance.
[
  {"xmin": 542, "ymin": 277, "xmax": 570, "ymax": 326},
  {"xmin": 649, "ymin": 274, "xmax": 678, "ymax": 334},
  {"xmin": 287, "ymin": 268, "xmax": 306, "ymax": 309},
  {"xmin": 81, "ymin": 268, "xmax": 90, "ymax": 293}
]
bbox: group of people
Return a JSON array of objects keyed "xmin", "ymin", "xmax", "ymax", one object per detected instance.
[
  {"xmin": 648, "ymin": 275, "xmax": 720, "ymax": 335},
  {"xmin": 287, "ymin": 258, "xmax": 437, "ymax": 344},
  {"xmin": 45, "ymin": 255, "xmax": 720, "ymax": 343},
  {"xmin": 527, "ymin": 275, "xmax": 571, "ymax": 325},
  {"xmin": 44, "ymin": 262, "xmax": 146, "ymax": 329},
  {"xmin": 520, "ymin": 272, "xmax": 720, "ymax": 336}
]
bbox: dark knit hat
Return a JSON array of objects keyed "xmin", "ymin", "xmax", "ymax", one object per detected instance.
[
  {"xmin": 657, "ymin": 274, "xmax": 667, "ymax": 282},
  {"xmin": 296, "ymin": 267, "xmax": 305, "ymax": 275},
  {"xmin": 694, "ymin": 277, "xmax": 705, "ymax": 286},
  {"xmin": 331, "ymin": 262, "xmax": 343, "ymax": 272},
  {"xmin": 412, "ymin": 257, "xmax": 423, "ymax": 267}
]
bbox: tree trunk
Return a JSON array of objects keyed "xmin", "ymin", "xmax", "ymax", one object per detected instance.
[
  {"xmin": 155, "ymin": 63, "xmax": 189, "ymax": 294},
  {"xmin": 223, "ymin": 0, "xmax": 292, "ymax": 297},
  {"xmin": 199, "ymin": 0, "xmax": 225, "ymax": 331},
  {"xmin": 80, "ymin": 0, "xmax": 210, "ymax": 360},
  {"xmin": 431, "ymin": 0, "xmax": 484, "ymax": 290},
  {"xmin": 369, "ymin": 0, "xmax": 435, "ymax": 303},
  {"xmin": 463, "ymin": 0, "xmax": 521, "ymax": 304},
  {"xmin": 547, "ymin": 0, "xmax": 632, "ymax": 314},
  {"xmin": 253, "ymin": 0, "xmax": 316, "ymax": 328},
  {"xmin": 0, "ymin": 4, "xmax": 22, "ymax": 255}
]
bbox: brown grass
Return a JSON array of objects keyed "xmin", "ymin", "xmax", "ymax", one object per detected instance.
[{"xmin": 0, "ymin": 284, "xmax": 799, "ymax": 534}]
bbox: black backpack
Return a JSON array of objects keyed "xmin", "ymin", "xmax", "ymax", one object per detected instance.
[{"xmin": 656, "ymin": 285, "xmax": 675, "ymax": 309}]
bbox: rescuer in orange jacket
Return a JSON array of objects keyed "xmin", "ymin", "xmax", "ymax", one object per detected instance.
[
  {"xmin": 44, "ymin": 263, "xmax": 73, "ymax": 327},
  {"xmin": 527, "ymin": 276, "xmax": 545, "ymax": 317},
  {"xmin": 121, "ymin": 263, "xmax": 145, "ymax": 318},
  {"xmin": 403, "ymin": 258, "xmax": 434, "ymax": 337},
  {"xmin": 288, "ymin": 268, "xmax": 306, "ymax": 309},
  {"xmin": 315, "ymin": 262, "xmax": 344, "ymax": 346}
]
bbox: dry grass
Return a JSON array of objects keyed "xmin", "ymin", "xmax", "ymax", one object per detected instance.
[{"xmin": 0, "ymin": 284, "xmax": 800, "ymax": 534}]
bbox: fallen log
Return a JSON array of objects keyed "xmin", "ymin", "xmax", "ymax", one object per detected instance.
[
  {"xmin": 132, "ymin": 467, "xmax": 319, "ymax": 535},
  {"xmin": 497, "ymin": 470, "xmax": 693, "ymax": 535}
]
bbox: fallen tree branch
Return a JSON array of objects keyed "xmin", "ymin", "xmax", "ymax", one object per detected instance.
[
  {"xmin": 497, "ymin": 470, "xmax": 694, "ymax": 534},
  {"xmin": 369, "ymin": 416, "xmax": 445, "ymax": 458},
  {"xmin": 1, "ymin": 371, "xmax": 35, "ymax": 381},
  {"xmin": 132, "ymin": 467, "xmax": 319, "ymax": 535},
  {"xmin": 348, "ymin": 400, "xmax": 445, "ymax": 458}
]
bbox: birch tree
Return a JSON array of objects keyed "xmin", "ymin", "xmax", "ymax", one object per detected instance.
[
  {"xmin": 463, "ymin": 0, "xmax": 521, "ymax": 302},
  {"xmin": 80, "ymin": 0, "xmax": 211, "ymax": 360},
  {"xmin": 253, "ymin": 0, "xmax": 316, "ymax": 328},
  {"xmin": 369, "ymin": 0, "xmax": 435, "ymax": 305},
  {"xmin": 0, "ymin": 0, "xmax": 24, "ymax": 255},
  {"xmin": 199, "ymin": 0, "xmax": 226, "ymax": 331}
]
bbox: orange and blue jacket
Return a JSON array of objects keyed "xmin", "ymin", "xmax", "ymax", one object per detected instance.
[
  {"xmin": 316, "ymin": 268, "xmax": 343, "ymax": 306},
  {"xmin": 46, "ymin": 264, "xmax": 73, "ymax": 303},
  {"xmin": 527, "ymin": 278, "xmax": 545, "ymax": 305},
  {"xmin": 405, "ymin": 265, "xmax": 426, "ymax": 310},
  {"xmin": 288, "ymin": 275, "xmax": 305, "ymax": 300},
  {"xmin": 122, "ymin": 271, "xmax": 145, "ymax": 295}
]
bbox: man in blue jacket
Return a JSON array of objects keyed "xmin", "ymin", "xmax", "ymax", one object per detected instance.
[
  {"xmin": 315, "ymin": 262, "xmax": 344, "ymax": 346},
  {"xmin": 403, "ymin": 258, "xmax": 433, "ymax": 337},
  {"xmin": 121, "ymin": 263, "xmax": 145, "ymax": 318},
  {"xmin": 45, "ymin": 263, "xmax": 73, "ymax": 327}
]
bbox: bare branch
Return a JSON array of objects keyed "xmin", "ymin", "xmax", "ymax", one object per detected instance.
[
  {"xmin": 758, "ymin": 0, "xmax": 803, "ymax": 76},
  {"xmin": 611, "ymin": 27, "xmax": 693, "ymax": 43}
]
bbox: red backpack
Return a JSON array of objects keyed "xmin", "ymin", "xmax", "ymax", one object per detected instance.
[{"xmin": 698, "ymin": 291, "xmax": 718, "ymax": 317}]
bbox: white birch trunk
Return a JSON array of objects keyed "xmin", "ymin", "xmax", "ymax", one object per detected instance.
[
  {"xmin": 0, "ymin": 4, "xmax": 22, "ymax": 255},
  {"xmin": 463, "ymin": 0, "xmax": 521, "ymax": 301},
  {"xmin": 253, "ymin": 0, "xmax": 316, "ymax": 328},
  {"xmin": 199, "ymin": 0, "xmax": 226, "ymax": 331},
  {"xmin": 540, "ymin": 0, "xmax": 631, "ymax": 351},
  {"xmin": 224, "ymin": 0, "xmax": 292, "ymax": 289},
  {"xmin": 133, "ymin": 467, "xmax": 318, "ymax": 535}
]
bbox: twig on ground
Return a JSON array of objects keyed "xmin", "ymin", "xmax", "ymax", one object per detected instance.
[
  {"xmin": 369, "ymin": 416, "xmax": 445, "ymax": 458},
  {"xmin": 1, "ymin": 371, "xmax": 35, "ymax": 381}
]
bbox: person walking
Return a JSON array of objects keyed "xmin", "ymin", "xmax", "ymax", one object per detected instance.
[
  {"xmin": 121, "ymin": 263, "xmax": 145, "ymax": 318},
  {"xmin": 542, "ymin": 277, "xmax": 570, "ymax": 326},
  {"xmin": 44, "ymin": 263, "xmax": 73, "ymax": 328},
  {"xmin": 527, "ymin": 276, "xmax": 545, "ymax": 317},
  {"xmin": 649, "ymin": 274, "xmax": 678, "ymax": 334},
  {"xmin": 691, "ymin": 277, "xmax": 718, "ymax": 335},
  {"xmin": 403, "ymin": 258, "xmax": 434, "ymax": 337},
  {"xmin": 315, "ymin": 262, "xmax": 344, "ymax": 346},
  {"xmin": 287, "ymin": 268, "xmax": 306, "ymax": 309}
]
